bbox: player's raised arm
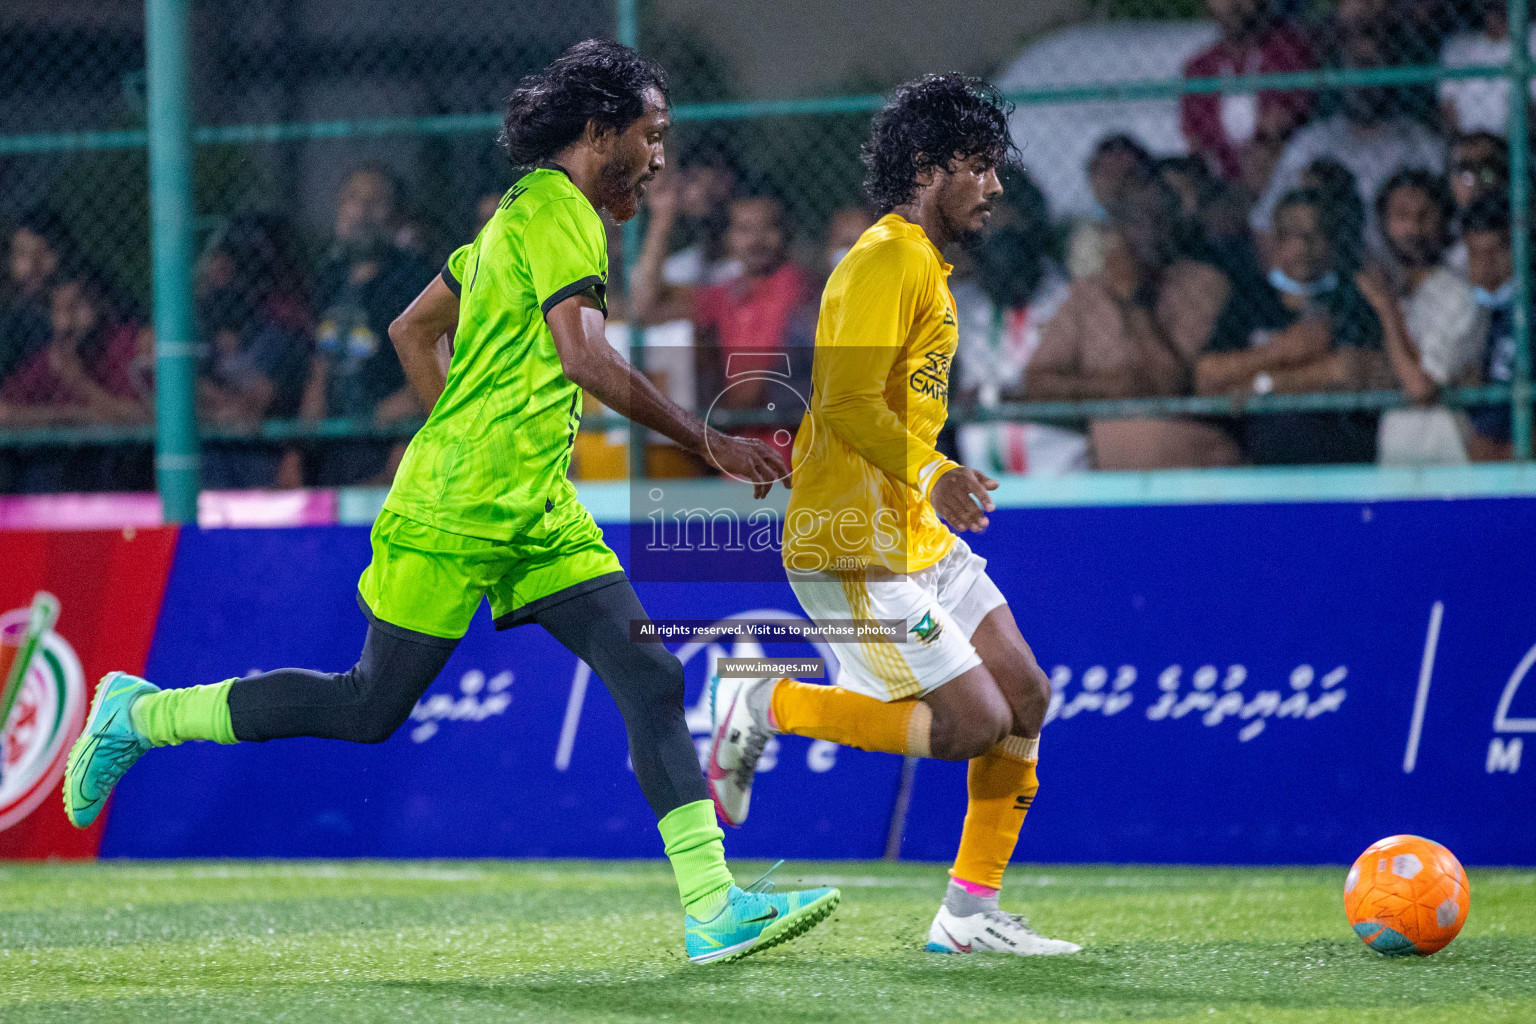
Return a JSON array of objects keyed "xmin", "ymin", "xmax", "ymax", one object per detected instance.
[{"xmin": 544, "ymin": 292, "xmax": 786, "ymax": 498}]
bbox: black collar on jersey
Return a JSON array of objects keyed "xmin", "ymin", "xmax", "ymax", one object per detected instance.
[{"xmin": 537, "ymin": 160, "xmax": 573, "ymax": 179}]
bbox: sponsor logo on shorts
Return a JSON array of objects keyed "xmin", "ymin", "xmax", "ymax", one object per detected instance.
[{"xmin": 911, "ymin": 612, "xmax": 944, "ymax": 646}]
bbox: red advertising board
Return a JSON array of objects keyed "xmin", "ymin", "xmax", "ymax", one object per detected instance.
[{"xmin": 0, "ymin": 527, "xmax": 178, "ymax": 859}]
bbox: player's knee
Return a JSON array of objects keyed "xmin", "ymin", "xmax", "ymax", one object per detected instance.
[
  {"xmin": 608, "ymin": 643, "xmax": 687, "ymax": 712},
  {"xmin": 931, "ymin": 697, "xmax": 1011, "ymax": 761},
  {"xmin": 343, "ymin": 665, "xmax": 421, "ymax": 743},
  {"xmin": 1011, "ymin": 661, "xmax": 1052, "ymax": 732},
  {"xmin": 638, "ymin": 645, "xmax": 687, "ymax": 706},
  {"xmin": 347, "ymin": 696, "xmax": 413, "ymax": 744},
  {"xmin": 989, "ymin": 647, "xmax": 1051, "ymax": 735},
  {"xmin": 348, "ymin": 713, "xmax": 403, "ymax": 745}
]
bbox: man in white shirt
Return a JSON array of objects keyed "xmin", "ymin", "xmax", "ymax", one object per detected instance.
[{"xmin": 1252, "ymin": 20, "xmax": 1445, "ymax": 255}]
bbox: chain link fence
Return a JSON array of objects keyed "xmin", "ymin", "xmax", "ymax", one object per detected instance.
[{"xmin": 0, "ymin": 0, "xmax": 1530, "ymax": 504}]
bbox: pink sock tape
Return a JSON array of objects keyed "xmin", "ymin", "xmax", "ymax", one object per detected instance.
[{"xmin": 954, "ymin": 877, "xmax": 999, "ymax": 898}]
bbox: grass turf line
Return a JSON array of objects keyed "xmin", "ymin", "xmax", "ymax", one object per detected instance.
[{"xmin": 0, "ymin": 860, "xmax": 1531, "ymax": 1023}]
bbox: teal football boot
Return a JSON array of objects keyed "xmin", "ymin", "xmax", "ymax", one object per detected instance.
[
  {"xmin": 685, "ymin": 862, "xmax": 840, "ymax": 964},
  {"xmin": 62, "ymin": 672, "xmax": 158, "ymax": 828}
]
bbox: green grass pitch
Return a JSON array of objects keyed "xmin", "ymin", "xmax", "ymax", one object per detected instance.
[{"xmin": 1, "ymin": 860, "xmax": 1532, "ymax": 1023}]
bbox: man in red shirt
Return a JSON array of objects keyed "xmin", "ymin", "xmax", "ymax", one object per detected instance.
[
  {"xmin": 693, "ymin": 194, "xmax": 814, "ymax": 462},
  {"xmin": 1181, "ymin": 0, "xmax": 1316, "ymax": 187}
]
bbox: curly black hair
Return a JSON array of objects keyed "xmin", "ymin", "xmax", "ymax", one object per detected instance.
[
  {"xmin": 861, "ymin": 73, "xmax": 1017, "ymax": 213},
  {"xmin": 499, "ymin": 39, "xmax": 668, "ymax": 168}
]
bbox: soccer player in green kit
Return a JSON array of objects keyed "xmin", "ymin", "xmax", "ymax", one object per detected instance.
[{"xmin": 62, "ymin": 39, "xmax": 838, "ymax": 965}]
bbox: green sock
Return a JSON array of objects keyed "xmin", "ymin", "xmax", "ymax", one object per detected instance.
[
  {"xmin": 658, "ymin": 800, "xmax": 733, "ymax": 919},
  {"xmin": 130, "ymin": 680, "xmax": 239, "ymax": 747}
]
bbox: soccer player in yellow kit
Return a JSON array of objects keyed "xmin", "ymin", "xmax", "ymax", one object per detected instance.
[{"xmin": 707, "ymin": 74, "xmax": 1081, "ymax": 956}]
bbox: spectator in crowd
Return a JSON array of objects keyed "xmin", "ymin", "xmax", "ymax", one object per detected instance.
[
  {"xmin": 194, "ymin": 215, "xmax": 312, "ymax": 489},
  {"xmin": 1180, "ymin": 0, "xmax": 1316, "ymax": 190},
  {"xmin": 1028, "ymin": 179, "xmax": 1240, "ymax": 469},
  {"xmin": 1448, "ymin": 131, "xmax": 1509, "ymax": 214},
  {"xmin": 691, "ymin": 193, "xmax": 815, "ymax": 464},
  {"xmin": 1196, "ymin": 188, "xmax": 1390, "ymax": 464},
  {"xmin": 1446, "ymin": 131, "xmax": 1509, "ymax": 271},
  {"xmin": 1299, "ymin": 157, "xmax": 1370, "ymax": 272},
  {"xmin": 1440, "ymin": 0, "xmax": 1536, "ymax": 135},
  {"xmin": 629, "ymin": 154, "xmax": 742, "ymax": 438},
  {"xmin": 628, "ymin": 155, "xmax": 743, "ymax": 475},
  {"xmin": 1, "ymin": 210, "xmax": 71, "ymax": 382},
  {"xmin": 1366, "ymin": 170, "xmax": 1487, "ymax": 465},
  {"xmin": 300, "ymin": 165, "xmax": 434, "ymax": 486},
  {"xmin": 1159, "ymin": 155, "xmax": 1270, "ymax": 304},
  {"xmin": 1067, "ymin": 135, "xmax": 1157, "ymax": 280},
  {"xmin": 0, "ymin": 273, "xmax": 152, "ymax": 491},
  {"xmin": 952, "ymin": 168, "xmax": 1080, "ymax": 475},
  {"xmin": 1252, "ymin": 7, "xmax": 1445, "ymax": 255},
  {"xmin": 1462, "ymin": 193, "xmax": 1521, "ymax": 460},
  {"xmin": 824, "ymin": 206, "xmax": 876, "ymax": 277},
  {"xmin": 633, "ymin": 153, "xmax": 741, "ymax": 320}
]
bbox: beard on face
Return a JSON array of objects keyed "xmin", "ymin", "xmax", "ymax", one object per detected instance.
[
  {"xmin": 597, "ymin": 157, "xmax": 645, "ymax": 223},
  {"xmin": 1388, "ymin": 232, "xmax": 1443, "ymax": 269},
  {"xmin": 943, "ymin": 196, "xmax": 991, "ymax": 247}
]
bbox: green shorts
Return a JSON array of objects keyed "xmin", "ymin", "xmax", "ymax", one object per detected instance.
[{"xmin": 357, "ymin": 508, "xmax": 625, "ymax": 640}]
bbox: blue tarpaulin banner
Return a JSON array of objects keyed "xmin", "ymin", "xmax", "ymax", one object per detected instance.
[{"xmin": 102, "ymin": 498, "xmax": 1536, "ymax": 865}]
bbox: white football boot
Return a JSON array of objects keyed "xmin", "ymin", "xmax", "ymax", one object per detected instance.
[
  {"xmin": 926, "ymin": 904, "xmax": 1083, "ymax": 956},
  {"xmin": 705, "ymin": 674, "xmax": 778, "ymax": 826}
]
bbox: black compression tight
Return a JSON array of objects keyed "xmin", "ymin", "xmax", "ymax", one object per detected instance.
[
  {"xmin": 225, "ymin": 579, "xmax": 707, "ymax": 818},
  {"xmin": 529, "ymin": 579, "xmax": 708, "ymax": 817}
]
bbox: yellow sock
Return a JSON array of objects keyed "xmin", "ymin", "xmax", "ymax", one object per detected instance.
[
  {"xmin": 769, "ymin": 677, "xmax": 931, "ymax": 756},
  {"xmin": 950, "ymin": 735, "xmax": 1039, "ymax": 891}
]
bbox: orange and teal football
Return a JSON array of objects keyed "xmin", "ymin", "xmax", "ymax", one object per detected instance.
[{"xmin": 1344, "ymin": 835, "xmax": 1470, "ymax": 956}]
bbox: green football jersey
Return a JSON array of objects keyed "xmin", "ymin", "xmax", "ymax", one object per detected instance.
[{"xmin": 383, "ymin": 167, "xmax": 607, "ymax": 540}]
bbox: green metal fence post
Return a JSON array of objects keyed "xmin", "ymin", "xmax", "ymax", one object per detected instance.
[
  {"xmin": 617, "ymin": 0, "xmax": 648, "ymax": 482},
  {"xmin": 1510, "ymin": 0, "xmax": 1533, "ymax": 460},
  {"xmin": 145, "ymin": 0, "xmax": 201, "ymax": 521}
]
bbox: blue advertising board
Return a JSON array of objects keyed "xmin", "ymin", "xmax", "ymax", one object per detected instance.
[{"xmin": 102, "ymin": 496, "xmax": 1536, "ymax": 865}]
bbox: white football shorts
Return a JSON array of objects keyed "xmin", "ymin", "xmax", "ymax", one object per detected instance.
[{"xmin": 787, "ymin": 536, "xmax": 1007, "ymax": 702}]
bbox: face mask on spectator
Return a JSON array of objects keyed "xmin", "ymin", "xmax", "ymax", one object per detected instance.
[
  {"xmin": 1472, "ymin": 280, "xmax": 1516, "ymax": 309},
  {"xmin": 1268, "ymin": 266, "xmax": 1337, "ymax": 298}
]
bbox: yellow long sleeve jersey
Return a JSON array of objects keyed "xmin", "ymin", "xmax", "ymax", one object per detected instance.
[{"xmin": 783, "ymin": 214, "xmax": 961, "ymax": 575}]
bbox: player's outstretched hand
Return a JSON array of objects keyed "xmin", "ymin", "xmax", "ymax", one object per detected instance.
[
  {"xmin": 932, "ymin": 466, "xmax": 998, "ymax": 533},
  {"xmin": 706, "ymin": 432, "xmax": 789, "ymax": 499}
]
